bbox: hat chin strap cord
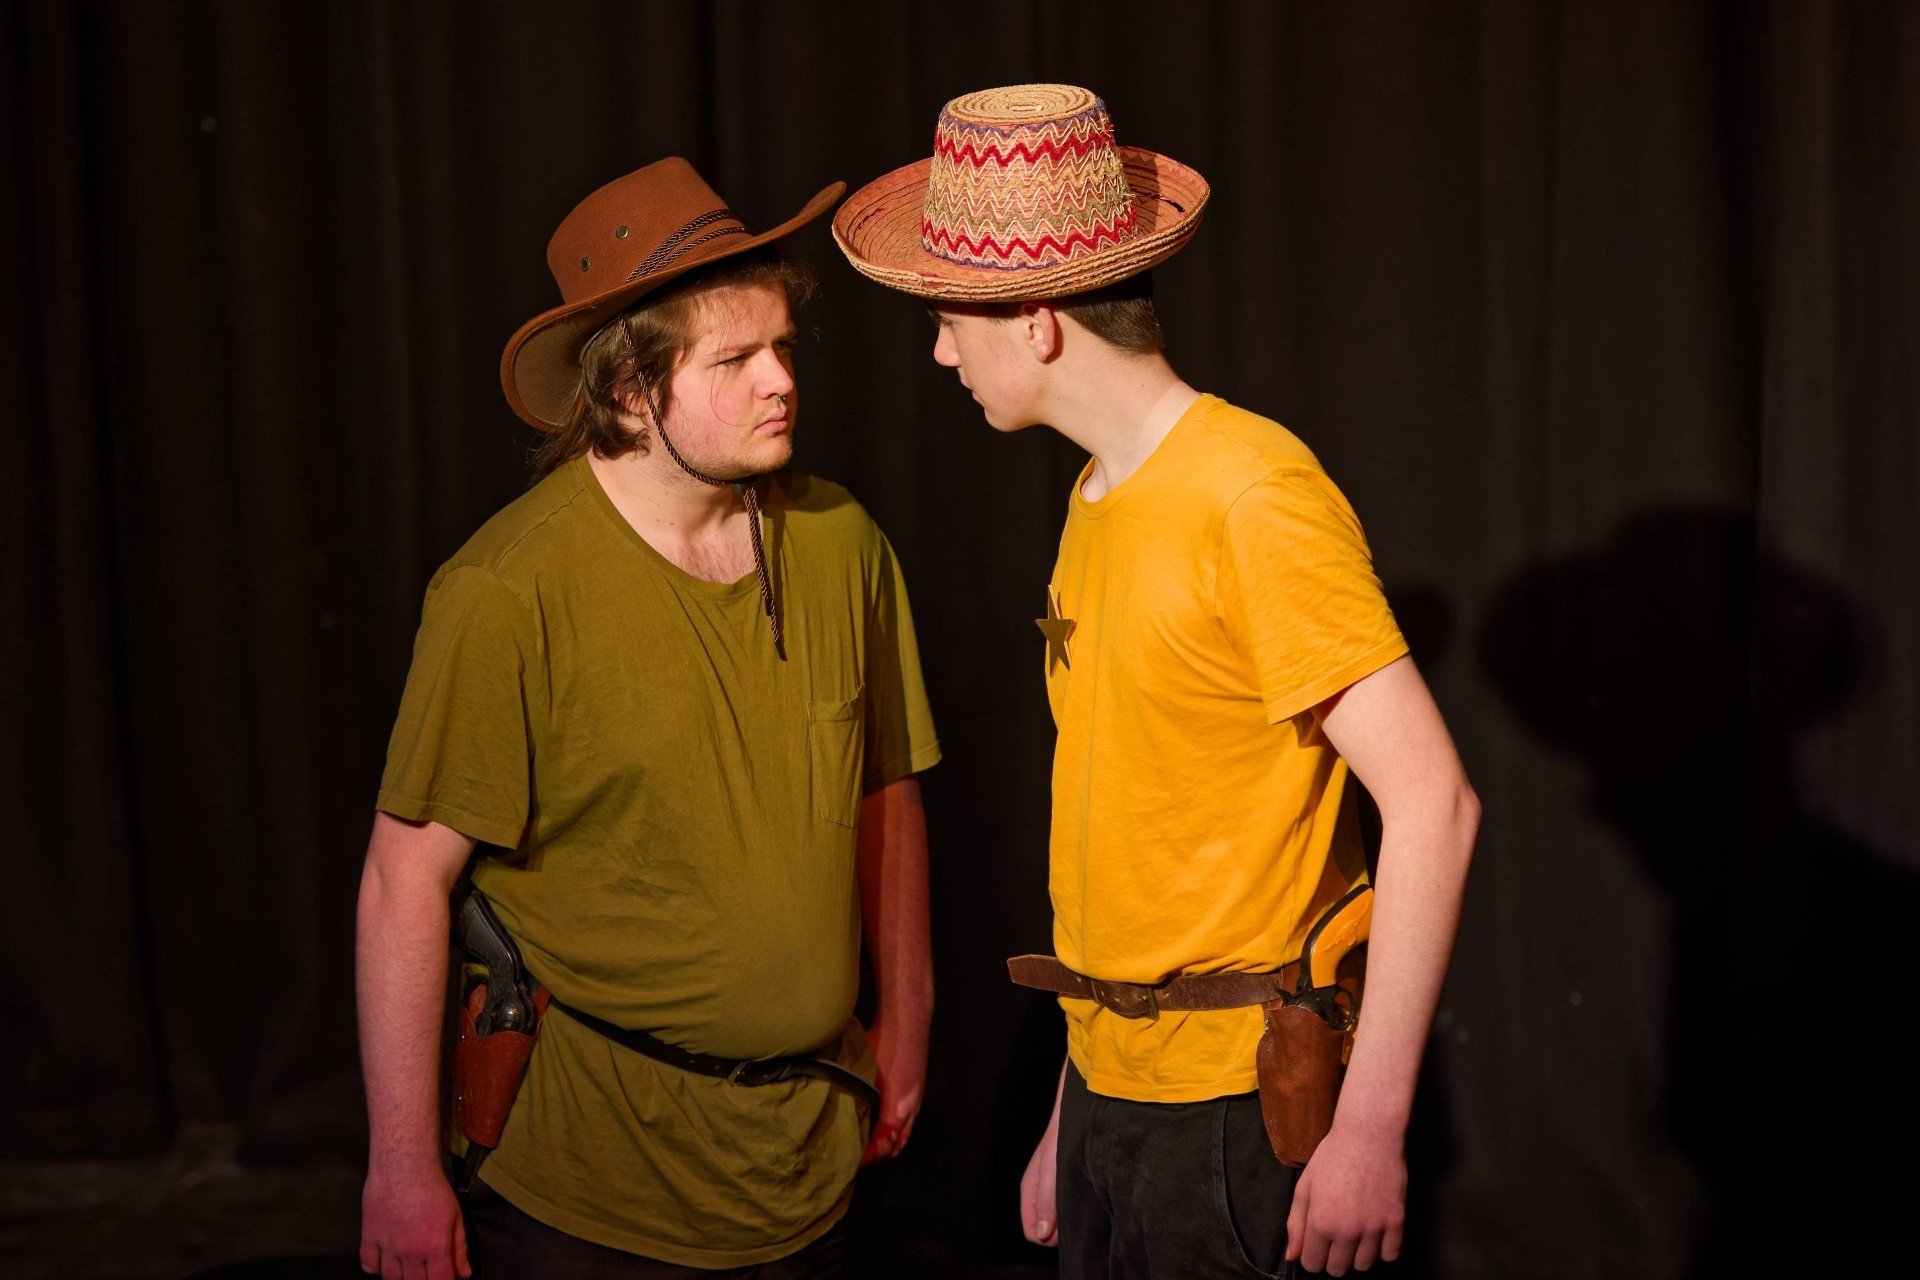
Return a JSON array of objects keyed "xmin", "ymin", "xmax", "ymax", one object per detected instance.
[{"xmin": 646, "ymin": 386, "xmax": 783, "ymax": 651}]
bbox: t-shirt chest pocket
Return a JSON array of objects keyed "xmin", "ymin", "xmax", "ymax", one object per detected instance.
[{"xmin": 807, "ymin": 684, "xmax": 865, "ymax": 827}]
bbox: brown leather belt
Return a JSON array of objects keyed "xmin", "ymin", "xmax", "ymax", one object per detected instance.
[{"xmin": 1007, "ymin": 954, "xmax": 1303, "ymax": 1020}]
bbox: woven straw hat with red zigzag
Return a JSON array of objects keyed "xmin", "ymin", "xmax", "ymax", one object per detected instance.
[{"xmin": 834, "ymin": 84, "xmax": 1209, "ymax": 302}]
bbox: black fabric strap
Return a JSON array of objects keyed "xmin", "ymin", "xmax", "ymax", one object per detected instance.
[
  {"xmin": 549, "ymin": 997, "xmax": 879, "ymax": 1110},
  {"xmin": 643, "ymin": 382, "xmax": 782, "ymax": 650}
]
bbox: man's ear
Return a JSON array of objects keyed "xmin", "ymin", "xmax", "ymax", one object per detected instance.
[
  {"xmin": 1019, "ymin": 303, "xmax": 1062, "ymax": 362},
  {"xmin": 612, "ymin": 375, "xmax": 653, "ymax": 425}
]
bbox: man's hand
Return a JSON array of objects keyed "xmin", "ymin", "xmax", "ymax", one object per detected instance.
[
  {"xmin": 1019, "ymin": 1115, "xmax": 1061, "ymax": 1246},
  {"xmin": 860, "ymin": 1018, "xmax": 927, "ymax": 1164},
  {"xmin": 359, "ymin": 1164, "xmax": 470, "ymax": 1280},
  {"xmin": 1019, "ymin": 1058, "xmax": 1068, "ymax": 1246},
  {"xmin": 1284, "ymin": 1121, "xmax": 1407, "ymax": 1275}
]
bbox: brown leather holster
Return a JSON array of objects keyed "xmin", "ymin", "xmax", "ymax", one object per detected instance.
[
  {"xmin": 1254, "ymin": 953, "xmax": 1363, "ymax": 1168},
  {"xmin": 448, "ymin": 889, "xmax": 549, "ymax": 1192},
  {"xmin": 452, "ymin": 979, "xmax": 551, "ymax": 1152}
]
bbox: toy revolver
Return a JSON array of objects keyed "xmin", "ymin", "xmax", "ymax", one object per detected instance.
[{"xmin": 1287, "ymin": 881, "xmax": 1373, "ymax": 1029}]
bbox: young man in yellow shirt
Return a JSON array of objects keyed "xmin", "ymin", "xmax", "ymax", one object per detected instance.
[{"xmin": 838, "ymin": 86, "xmax": 1477, "ymax": 1277}]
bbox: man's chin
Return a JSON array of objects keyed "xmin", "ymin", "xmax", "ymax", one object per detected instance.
[
  {"xmin": 756, "ymin": 436, "xmax": 795, "ymax": 474},
  {"xmin": 722, "ymin": 436, "xmax": 794, "ymax": 480}
]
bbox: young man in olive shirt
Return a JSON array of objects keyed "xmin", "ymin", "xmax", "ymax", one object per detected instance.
[{"xmin": 357, "ymin": 159, "xmax": 940, "ymax": 1277}]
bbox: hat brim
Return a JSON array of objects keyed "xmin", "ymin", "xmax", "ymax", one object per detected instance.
[
  {"xmin": 832, "ymin": 147, "xmax": 1208, "ymax": 302},
  {"xmin": 501, "ymin": 180, "xmax": 846, "ymax": 432}
]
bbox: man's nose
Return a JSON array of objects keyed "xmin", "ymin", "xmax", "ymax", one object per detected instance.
[
  {"xmin": 932, "ymin": 327, "xmax": 958, "ymax": 367},
  {"xmin": 760, "ymin": 352, "xmax": 796, "ymax": 397}
]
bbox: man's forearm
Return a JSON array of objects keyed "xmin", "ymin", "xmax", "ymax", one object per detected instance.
[
  {"xmin": 1331, "ymin": 785, "xmax": 1478, "ymax": 1139},
  {"xmin": 856, "ymin": 778, "xmax": 933, "ymax": 1031},
  {"xmin": 357, "ymin": 820, "xmax": 470, "ymax": 1177}
]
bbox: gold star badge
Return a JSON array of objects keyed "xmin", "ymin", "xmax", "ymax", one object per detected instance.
[{"xmin": 1036, "ymin": 587, "xmax": 1076, "ymax": 674}]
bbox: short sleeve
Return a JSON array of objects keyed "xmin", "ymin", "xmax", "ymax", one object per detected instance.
[
  {"xmin": 376, "ymin": 565, "xmax": 540, "ymax": 848},
  {"xmin": 1217, "ymin": 471, "xmax": 1408, "ymax": 724},
  {"xmin": 861, "ymin": 531, "xmax": 942, "ymax": 792}
]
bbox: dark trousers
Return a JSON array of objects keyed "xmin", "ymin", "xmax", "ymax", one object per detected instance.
[
  {"xmin": 463, "ymin": 1176, "xmax": 846, "ymax": 1279},
  {"xmin": 1057, "ymin": 1064, "xmax": 1301, "ymax": 1279}
]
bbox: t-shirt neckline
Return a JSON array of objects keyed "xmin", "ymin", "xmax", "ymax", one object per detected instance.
[
  {"xmin": 575, "ymin": 455, "xmax": 765, "ymax": 600},
  {"xmin": 1070, "ymin": 393, "xmax": 1216, "ymax": 520}
]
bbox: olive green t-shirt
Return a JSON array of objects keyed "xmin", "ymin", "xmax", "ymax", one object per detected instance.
[{"xmin": 376, "ymin": 456, "xmax": 941, "ymax": 1266}]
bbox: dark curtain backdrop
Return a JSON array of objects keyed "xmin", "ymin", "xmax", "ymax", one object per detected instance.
[{"xmin": 5, "ymin": 2, "xmax": 1916, "ymax": 1276}]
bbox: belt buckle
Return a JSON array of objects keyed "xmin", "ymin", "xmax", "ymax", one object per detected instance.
[
  {"xmin": 1088, "ymin": 979, "xmax": 1158, "ymax": 1021},
  {"xmin": 721, "ymin": 1059, "xmax": 775, "ymax": 1090},
  {"xmin": 728, "ymin": 1058, "xmax": 792, "ymax": 1087}
]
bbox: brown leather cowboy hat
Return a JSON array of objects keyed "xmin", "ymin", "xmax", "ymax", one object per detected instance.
[{"xmin": 500, "ymin": 157, "xmax": 844, "ymax": 431}]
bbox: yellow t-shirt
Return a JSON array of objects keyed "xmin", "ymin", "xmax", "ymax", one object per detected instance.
[
  {"xmin": 1046, "ymin": 394, "xmax": 1406, "ymax": 1103},
  {"xmin": 377, "ymin": 457, "xmax": 940, "ymax": 1266}
]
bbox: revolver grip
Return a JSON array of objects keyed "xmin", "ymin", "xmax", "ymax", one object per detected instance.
[{"xmin": 1303, "ymin": 883, "xmax": 1373, "ymax": 990}]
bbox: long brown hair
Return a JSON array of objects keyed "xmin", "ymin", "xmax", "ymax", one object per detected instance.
[{"xmin": 530, "ymin": 251, "xmax": 817, "ymax": 479}]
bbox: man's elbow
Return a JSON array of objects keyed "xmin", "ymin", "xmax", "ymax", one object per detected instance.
[{"xmin": 1448, "ymin": 779, "xmax": 1482, "ymax": 862}]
